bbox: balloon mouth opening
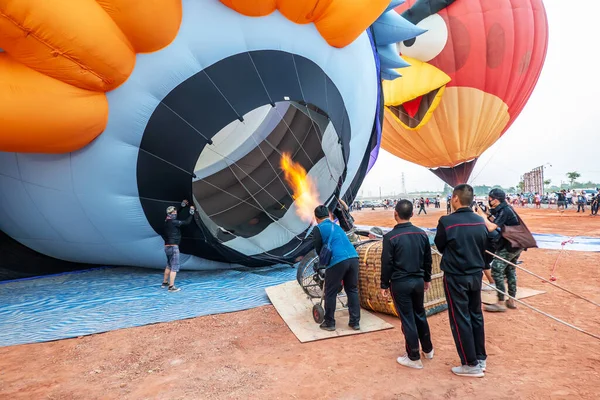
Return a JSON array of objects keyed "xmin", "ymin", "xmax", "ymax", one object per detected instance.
[
  {"xmin": 191, "ymin": 101, "xmax": 341, "ymax": 242},
  {"xmin": 387, "ymin": 86, "xmax": 443, "ymax": 129}
]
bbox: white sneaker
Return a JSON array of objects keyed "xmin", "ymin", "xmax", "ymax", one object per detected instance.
[
  {"xmin": 423, "ymin": 349, "xmax": 434, "ymax": 360},
  {"xmin": 482, "ymin": 283, "xmax": 496, "ymax": 291},
  {"xmin": 397, "ymin": 354, "xmax": 423, "ymax": 369},
  {"xmin": 479, "ymin": 359, "xmax": 487, "ymax": 372},
  {"xmin": 451, "ymin": 365, "xmax": 484, "ymax": 377}
]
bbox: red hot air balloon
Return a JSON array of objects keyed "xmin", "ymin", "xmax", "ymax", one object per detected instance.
[{"xmin": 381, "ymin": 0, "xmax": 549, "ymax": 186}]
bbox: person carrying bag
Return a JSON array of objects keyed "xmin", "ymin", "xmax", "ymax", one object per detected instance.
[{"xmin": 476, "ymin": 189, "xmax": 535, "ymax": 312}]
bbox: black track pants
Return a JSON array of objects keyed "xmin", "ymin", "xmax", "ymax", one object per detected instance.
[
  {"xmin": 391, "ymin": 278, "xmax": 433, "ymax": 361},
  {"xmin": 324, "ymin": 258, "xmax": 360, "ymax": 326},
  {"xmin": 443, "ymin": 273, "xmax": 487, "ymax": 366}
]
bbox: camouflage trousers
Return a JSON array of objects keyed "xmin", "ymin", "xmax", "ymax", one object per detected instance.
[{"xmin": 491, "ymin": 247, "xmax": 523, "ymax": 301}]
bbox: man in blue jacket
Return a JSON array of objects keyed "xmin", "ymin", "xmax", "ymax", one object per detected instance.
[
  {"xmin": 380, "ymin": 200, "xmax": 434, "ymax": 370},
  {"xmin": 313, "ymin": 205, "xmax": 360, "ymax": 331}
]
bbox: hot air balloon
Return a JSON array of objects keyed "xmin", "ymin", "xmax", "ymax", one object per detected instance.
[
  {"xmin": 381, "ymin": 0, "xmax": 549, "ymax": 186},
  {"xmin": 0, "ymin": 0, "xmax": 423, "ymax": 273}
]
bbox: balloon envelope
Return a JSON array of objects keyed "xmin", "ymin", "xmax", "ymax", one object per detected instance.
[{"xmin": 381, "ymin": 0, "xmax": 549, "ymax": 186}]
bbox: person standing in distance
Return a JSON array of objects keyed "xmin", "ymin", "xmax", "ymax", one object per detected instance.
[
  {"xmin": 380, "ymin": 200, "xmax": 434, "ymax": 370},
  {"xmin": 313, "ymin": 205, "xmax": 361, "ymax": 331},
  {"xmin": 418, "ymin": 197, "xmax": 427, "ymax": 215},
  {"xmin": 434, "ymin": 184, "xmax": 488, "ymax": 378},
  {"xmin": 162, "ymin": 200, "xmax": 195, "ymax": 292}
]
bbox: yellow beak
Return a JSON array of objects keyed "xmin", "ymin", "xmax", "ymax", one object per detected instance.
[{"xmin": 382, "ymin": 56, "xmax": 451, "ymax": 130}]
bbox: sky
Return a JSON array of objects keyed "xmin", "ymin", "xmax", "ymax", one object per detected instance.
[{"xmin": 360, "ymin": 0, "xmax": 600, "ymax": 197}]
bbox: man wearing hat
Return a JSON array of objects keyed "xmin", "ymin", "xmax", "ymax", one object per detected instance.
[
  {"xmin": 162, "ymin": 200, "xmax": 195, "ymax": 292},
  {"xmin": 368, "ymin": 226, "xmax": 384, "ymax": 240},
  {"xmin": 476, "ymin": 189, "xmax": 523, "ymax": 312}
]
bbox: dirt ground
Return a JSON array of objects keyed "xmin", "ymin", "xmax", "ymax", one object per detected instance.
[{"xmin": 1, "ymin": 207, "xmax": 599, "ymax": 399}]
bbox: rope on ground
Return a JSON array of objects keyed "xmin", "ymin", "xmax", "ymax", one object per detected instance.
[
  {"xmin": 482, "ymin": 282, "xmax": 600, "ymax": 341},
  {"xmin": 485, "ymin": 250, "xmax": 600, "ymax": 308}
]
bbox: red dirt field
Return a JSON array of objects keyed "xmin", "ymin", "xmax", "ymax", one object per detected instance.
[{"xmin": 1, "ymin": 207, "xmax": 599, "ymax": 399}]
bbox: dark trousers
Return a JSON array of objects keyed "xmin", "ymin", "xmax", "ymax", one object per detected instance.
[
  {"xmin": 592, "ymin": 202, "xmax": 599, "ymax": 215},
  {"xmin": 443, "ymin": 273, "xmax": 487, "ymax": 366},
  {"xmin": 391, "ymin": 279, "xmax": 433, "ymax": 361},
  {"xmin": 418, "ymin": 206, "xmax": 427, "ymax": 215},
  {"xmin": 324, "ymin": 258, "xmax": 360, "ymax": 326},
  {"xmin": 577, "ymin": 203, "xmax": 585, "ymax": 212}
]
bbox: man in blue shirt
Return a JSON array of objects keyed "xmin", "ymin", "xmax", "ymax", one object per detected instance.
[{"xmin": 313, "ymin": 205, "xmax": 360, "ymax": 331}]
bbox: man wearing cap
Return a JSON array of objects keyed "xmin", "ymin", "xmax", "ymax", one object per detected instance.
[
  {"xmin": 369, "ymin": 226, "xmax": 384, "ymax": 240},
  {"xmin": 162, "ymin": 200, "xmax": 195, "ymax": 292},
  {"xmin": 380, "ymin": 200, "xmax": 434, "ymax": 370},
  {"xmin": 313, "ymin": 205, "xmax": 360, "ymax": 331},
  {"xmin": 476, "ymin": 189, "xmax": 523, "ymax": 312}
]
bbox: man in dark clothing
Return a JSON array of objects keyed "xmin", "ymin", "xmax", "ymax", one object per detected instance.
[
  {"xmin": 418, "ymin": 197, "xmax": 427, "ymax": 215},
  {"xmin": 381, "ymin": 200, "xmax": 434, "ymax": 370},
  {"xmin": 162, "ymin": 200, "xmax": 195, "ymax": 292},
  {"xmin": 591, "ymin": 190, "xmax": 600, "ymax": 216},
  {"xmin": 576, "ymin": 192, "xmax": 586, "ymax": 213},
  {"xmin": 556, "ymin": 190, "xmax": 567, "ymax": 214},
  {"xmin": 476, "ymin": 189, "xmax": 523, "ymax": 312},
  {"xmin": 434, "ymin": 184, "xmax": 488, "ymax": 378}
]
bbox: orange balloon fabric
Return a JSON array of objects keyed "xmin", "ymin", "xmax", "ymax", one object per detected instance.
[
  {"xmin": 0, "ymin": 54, "xmax": 108, "ymax": 153},
  {"xmin": 220, "ymin": 0, "xmax": 389, "ymax": 48},
  {"xmin": 96, "ymin": 0, "xmax": 182, "ymax": 53},
  {"xmin": 0, "ymin": 0, "xmax": 182, "ymax": 153},
  {"xmin": 0, "ymin": 0, "xmax": 135, "ymax": 92}
]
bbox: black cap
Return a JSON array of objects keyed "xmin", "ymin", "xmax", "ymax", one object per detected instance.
[
  {"xmin": 489, "ymin": 188, "xmax": 506, "ymax": 202},
  {"xmin": 314, "ymin": 205, "xmax": 330, "ymax": 219}
]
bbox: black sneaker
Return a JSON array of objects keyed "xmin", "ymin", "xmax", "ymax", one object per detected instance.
[
  {"xmin": 168, "ymin": 286, "xmax": 181, "ymax": 292},
  {"xmin": 348, "ymin": 323, "xmax": 360, "ymax": 331},
  {"xmin": 319, "ymin": 322, "xmax": 335, "ymax": 331},
  {"xmin": 161, "ymin": 282, "xmax": 169, "ymax": 288}
]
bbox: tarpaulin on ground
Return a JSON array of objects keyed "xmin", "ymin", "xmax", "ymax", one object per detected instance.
[
  {"xmin": 356, "ymin": 225, "xmax": 600, "ymax": 252},
  {"xmin": 0, "ymin": 265, "xmax": 295, "ymax": 347}
]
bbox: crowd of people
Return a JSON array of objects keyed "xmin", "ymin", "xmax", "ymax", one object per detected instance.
[{"xmin": 311, "ymin": 185, "xmax": 531, "ymax": 378}]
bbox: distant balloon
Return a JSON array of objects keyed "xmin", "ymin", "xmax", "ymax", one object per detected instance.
[{"xmin": 381, "ymin": 0, "xmax": 549, "ymax": 186}]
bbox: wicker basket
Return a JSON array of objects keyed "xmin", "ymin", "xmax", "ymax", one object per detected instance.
[{"xmin": 356, "ymin": 241, "xmax": 447, "ymax": 317}]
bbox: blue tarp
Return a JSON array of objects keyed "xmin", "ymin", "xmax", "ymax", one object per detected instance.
[
  {"xmin": 0, "ymin": 265, "xmax": 296, "ymax": 347},
  {"xmin": 356, "ymin": 225, "xmax": 600, "ymax": 252}
]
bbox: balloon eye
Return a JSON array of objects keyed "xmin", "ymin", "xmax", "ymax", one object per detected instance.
[
  {"xmin": 403, "ymin": 38, "xmax": 416, "ymax": 48},
  {"xmin": 398, "ymin": 13, "xmax": 448, "ymax": 62}
]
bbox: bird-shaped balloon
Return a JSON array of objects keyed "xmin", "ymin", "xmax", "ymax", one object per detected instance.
[
  {"xmin": 0, "ymin": 0, "xmax": 424, "ymax": 271},
  {"xmin": 381, "ymin": 0, "xmax": 549, "ymax": 186}
]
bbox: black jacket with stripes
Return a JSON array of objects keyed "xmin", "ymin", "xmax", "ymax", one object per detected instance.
[
  {"xmin": 434, "ymin": 207, "xmax": 489, "ymax": 276},
  {"xmin": 380, "ymin": 222, "xmax": 432, "ymax": 289}
]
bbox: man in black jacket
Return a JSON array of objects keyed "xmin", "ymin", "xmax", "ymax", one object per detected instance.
[
  {"xmin": 476, "ymin": 189, "xmax": 522, "ymax": 312},
  {"xmin": 162, "ymin": 200, "xmax": 195, "ymax": 292},
  {"xmin": 434, "ymin": 184, "xmax": 488, "ymax": 378},
  {"xmin": 380, "ymin": 200, "xmax": 433, "ymax": 369}
]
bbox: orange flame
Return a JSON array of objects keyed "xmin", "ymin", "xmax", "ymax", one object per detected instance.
[{"xmin": 280, "ymin": 152, "xmax": 320, "ymax": 223}]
